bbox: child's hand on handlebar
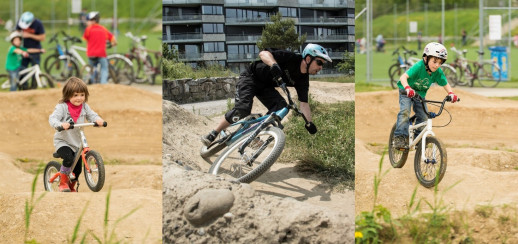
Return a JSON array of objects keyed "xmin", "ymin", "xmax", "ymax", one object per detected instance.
[
  {"xmin": 448, "ymin": 92, "xmax": 458, "ymax": 103},
  {"xmin": 95, "ymin": 118, "xmax": 105, "ymax": 127},
  {"xmin": 405, "ymin": 86, "xmax": 415, "ymax": 98},
  {"xmin": 61, "ymin": 122, "xmax": 71, "ymax": 130}
]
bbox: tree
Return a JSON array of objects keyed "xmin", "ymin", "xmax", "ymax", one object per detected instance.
[
  {"xmin": 257, "ymin": 12, "xmax": 306, "ymax": 51},
  {"xmin": 337, "ymin": 52, "xmax": 354, "ymax": 75},
  {"xmin": 162, "ymin": 43, "xmax": 178, "ymax": 61}
]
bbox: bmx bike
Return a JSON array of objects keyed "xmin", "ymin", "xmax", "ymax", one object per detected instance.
[
  {"xmin": 200, "ymin": 82, "xmax": 314, "ymax": 183},
  {"xmin": 388, "ymin": 91, "xmax": 459, "ymax": 188},
  {"xmin": 43, "ymin": 122, "xmax": 107, "ymax": 192},
  {"xmin": 0, "ymin": 54, "xmax": 54, "ymax": 90}
]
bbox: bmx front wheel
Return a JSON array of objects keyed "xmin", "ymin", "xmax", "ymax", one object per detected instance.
[
  {"xmin": 388, "ymin": 123, "xmax": 409, "ymax": 168},
  {"xmin": 84, "ymin": 150, "xmax": 105, "ymax": 192},
  {"xmin": 209, "ymin": 126, "xmax": 285, "ymax": 183},
  {"xmin": 43, "ymin": 161, "xmax": 62, "ymax": 192},
  {"xmin": 414, "ymin": 136, "xmax": 447, "ymax": 188}
]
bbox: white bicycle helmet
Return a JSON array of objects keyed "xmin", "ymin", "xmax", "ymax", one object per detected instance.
[
  {"xmin": 8, "ymin": 31, "xmax": 22, "ymax": 43},
  {"xmin": 423, "ymin": 42, "xmax": 448, "ymax": 62},
  {"xmin": 302, "ymin": 43, "xmax": 332, "ymax": 63},
  {"xmin": 87, "ymin": 11, "xmax": 100, "ymax": 22},
  {"xmin": 18, "ymin": 12, "xmax": 34, "ymax": 29}
]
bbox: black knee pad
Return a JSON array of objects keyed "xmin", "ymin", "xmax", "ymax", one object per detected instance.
[{"xmin": 224, "ymin": 108, "xmax": 250, "ymax": 124}]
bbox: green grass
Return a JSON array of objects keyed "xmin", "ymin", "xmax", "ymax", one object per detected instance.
[
  {"xmin": 282, "ymin": 97, "xmax": 355, "ymax": 190},
  {"xmin": 311, "ymin": 75, "xmax": 355, "ymax": 83}
]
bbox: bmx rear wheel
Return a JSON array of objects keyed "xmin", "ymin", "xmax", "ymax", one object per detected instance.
[
  {"xmin": 414, "ymin": 136, "xmax": 447, "ymax": 188},
  {"xmin": 388, "ymin": 123, "xmax": 409, "ymax": 168},
  {"xmin": 84, "ymin": 150, "xmax": 105, "ymax": 192},
  {"xmin": 43, "ymin": 161, "xmax": 62, "ymax": 192}
]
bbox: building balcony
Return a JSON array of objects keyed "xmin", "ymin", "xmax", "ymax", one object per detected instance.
[
  {"xmin": 328, "ymin": 51, "xmax": 346, "ymax": 59},
  {"xmin": 224, "ymin": 0, "xmax": 279, "ymax": 7},
  {"xmin": 226, "ymin": 35, "xmax": 262, "ymax": 43},
  {"xmin": 163, "ymin": 15, "xmax": 202, "ymax": 24},
  {"xmin": 178, "ymin": 52, "xmax": 227, "ymax": 61},
  {"xmin": 305, "ymin": 34, "xmax": 349, "ymax": 42},
  {"xmin": 225, "ymin": 17, "xmax": 270, "ymax": 25},
  {"xmin": 163, "ymin": 0, "xmax": 225, "ymax": 5},
  {"xmin": 227, "ymin": 53, "xmax": 259, "ymax": 62},
  {"xmin": 163, "ymin": 33, "xmax": 203, "ymax": 43},
  {"xmin": 298, "ymin": 0, "xmax": 353, "ymax": 9},
  {"xmin": 298, "ymin": 16, "xmax": 350, "ymax": 25}
]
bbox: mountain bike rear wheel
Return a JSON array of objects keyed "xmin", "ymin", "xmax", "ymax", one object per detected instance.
[
  {"xmin": 84, "ymin": 150, "xmax": 105, "ymax": 192},
  {"xmin": 388, "ymin": 123, "xmax": 409, "ymax": 168},
  {"xmin": 440, "ymin": 65, "xmax": 457, "ymax": 88},
  {"xmin": 46, "ymin": 56, "xmax": 80, "ymax": 82},
  {"xmin": 43, "ymin": 161, "xmax": 62, "ymax": 192},
  {"xmin": 208, "ymin": 126, "xmax": 285, "ymax": 183},
  {"xmin": 477, "ymin": 62, "xmax": 501, "ymax": 88},
  {"xmin": 388, "ymin": 64, "xmax": 404, "ymax": 89},
  {"xmin": 414, "ymin": 136, "xmax": 447, "ymax": 188},
  {"xmin": 108, "ymin": 56, "xmax": 134, "ymax": 85}
]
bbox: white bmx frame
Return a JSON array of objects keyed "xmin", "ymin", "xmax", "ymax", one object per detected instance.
[
  {"xmin": 1, "ymin": 63, "xmax": 49, "ymax": 89},
  {"xmin": 407, "ymin": 118, "xmax": 436, "ymax": 162}
]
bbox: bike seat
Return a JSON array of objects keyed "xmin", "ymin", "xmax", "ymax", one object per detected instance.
[
  {"xmin": 53, "ymin": 152, "xmax": 61, "ymax": 158},
  {"xmin": 477, "ymin": 51, "xmax": 484, "ymax": 55}
]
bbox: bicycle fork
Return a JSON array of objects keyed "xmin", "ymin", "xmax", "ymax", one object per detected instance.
[{"xmin": 409, "ymin": 119, "xmax": 436, "ymax": 164}]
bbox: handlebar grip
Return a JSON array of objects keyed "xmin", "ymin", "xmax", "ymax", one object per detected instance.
[
  {"xmin": 93, "ymin": 121, "xmax": 108, "ymax": 127},
  {"xmin": 56, "ymin": 126, "xmax": 64, "ymax": 132},
  {"xmin": 446, "ymin": 96, "xmax": 461, "ymax": 102}
]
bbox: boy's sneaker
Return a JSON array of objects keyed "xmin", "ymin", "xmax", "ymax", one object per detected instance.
[
  {"xmin": 393, "ymin": 136, "xmax": 407, "ymax": 149},
  {"xmin": 201, "ymin": 130, "xmax": 218, "ymax": 147}
]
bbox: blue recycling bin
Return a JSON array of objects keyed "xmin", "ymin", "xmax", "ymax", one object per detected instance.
[{"xmin": 488, "ymin": 46, "xmax": 508, "ymax": 80}]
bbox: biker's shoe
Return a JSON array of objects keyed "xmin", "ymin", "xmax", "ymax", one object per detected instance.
[
  {"xmin": 69, "ymin": 179, "xmax": 78, "ymax": 192},
  {"xmin": 201, "ymin": 130, "xmax": 218, "ymax": 147},
  {"xmin": 394, "ymin": 136, "xmax": 408, "ymax": 150},
  {"xmin": 58, "ymin": 173, "xmax": 71, "ymax": 192}
]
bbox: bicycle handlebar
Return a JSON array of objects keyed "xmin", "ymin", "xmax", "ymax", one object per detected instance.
[
  {"xmin": 56, "ymin": 121, "xmax": 108, "ymax": 132},
  {"xmin": 400, "ymin": 90, "xmax": 459, "ymax": 118}
]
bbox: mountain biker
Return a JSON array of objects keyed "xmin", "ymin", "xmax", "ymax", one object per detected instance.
[
  {"xmin": 5, "ymin": 32, "xmax": 45, "ymax": 91},
  {"xmin": 48, "ymin": 77, "xmax": 105, "ymax": 192},
  {"xmin": 16, "ymin": 11, "xmax": 45, "ymax": 90},
  {"xmin": 393, "ymin": 42, "xmax": 458, "ymax": 149},
  {"xmin": 201, "ymin": 43, "xmax": 331, "ymax": 146},
  {"xmin": 83, "ymin": 11, "xmax": 117, "ymax": 84}
]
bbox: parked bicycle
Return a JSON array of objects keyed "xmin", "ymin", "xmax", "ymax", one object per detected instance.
[
  {"xmin": 448, "ymin": 47, "xmax": 502, "ymax": 87},
  {"xmin": 388, "ymin": 47, "xmax": 419, "ymax": 89},
  {"xmin": 43, "ymin": 122, "xmax": 107, "ymax": 192},
  {"xmin": 388, "ymin": 91, "xmax": 459, "ymax": 188},
  {"xmin": 200, "ymin": 82, "xmax": 313, "ymax": 183},
  {"xmin": 44, "ymin": 32, "xmax": 81, "ymax": 82},
  {"xmin": 1, "ymin": 53, "xmax": 54, "ymax": 90},
  {"xmin": 124, "ymin": 32, "xmax": 161, "ymax": 85}
]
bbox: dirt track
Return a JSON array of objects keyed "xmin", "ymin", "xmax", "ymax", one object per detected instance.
[
  {"xmin": 0, "ymin": 85, "xmax": 162, "ymax": 243},
  {"xmin": 162, "ymin": 81, "xmax": 356, "ymax": 242},
  {"xmin": 355, "ymin": 86, "xmax": 518, "ymax": 217}
]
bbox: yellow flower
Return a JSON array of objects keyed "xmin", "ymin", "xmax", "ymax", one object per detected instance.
[{"xmin": 355, "ymin": 231, "xmax": 363, "ymax": 239}]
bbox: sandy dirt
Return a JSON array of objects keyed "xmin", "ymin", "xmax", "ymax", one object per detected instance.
[
  {"xmin": 355, "ymin": 86, "xmax": 518, "ymax": 218},
  {"xmin": 162, "ymin": 81, "xmax": 356, "ymax": 242},
  {"xmin": 0, "ymin": 84, "xmax": 162, "ymax": 243}
]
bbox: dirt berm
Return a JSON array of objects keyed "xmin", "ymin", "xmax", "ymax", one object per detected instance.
[
  {"xmin": 0, "ymin": 84, "xmax": 162, "ymax": 243},
  {"xmin": 162, "ymin": 81, "xmax": 355, "ymax": 243}
]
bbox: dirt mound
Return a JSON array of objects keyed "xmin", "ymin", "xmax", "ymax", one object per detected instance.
[
  {"xmin": 162, "ymin": 81, "xmax": 355, "ymax": 242},
  {"xmin": 0, "ymin": 85, "xmax": 162, "ymax": 243},
  {"xmin": 356, "ymin": 87, "xmax": 518, "ymax": 217},
  {"xmin": 162, "ymin": 164, "xmax": 353, "ymax": 243}
]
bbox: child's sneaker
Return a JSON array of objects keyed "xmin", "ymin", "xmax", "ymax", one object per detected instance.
[
  {"xmin": 394, "ymin": 136, "xmax": 407, "ymax": 149},
  {"xmin": 59, "ymin": 173, "xmax": 71, "ymax": 192},
  {"xmin": 69, "ymin": 179, "xmax": 78, "ymax": 192},
  {"xmin": 201, "ymin": 130, "xmax": 218, "ymax": 146}
]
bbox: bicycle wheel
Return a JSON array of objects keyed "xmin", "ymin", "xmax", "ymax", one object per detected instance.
[
  {"xmin": 132, "ymin": 55, "xmax": 153, "ymax": 84},
  {"xmin": 43, "ymin": 53, "xmax": 59, "ymax": 74},
  {"xmin": 36, "ymin": 73, "xmax": 55, "ymax": 89},
  {"xmin": 200, "ymin": 131, "xmax": 231, "ymax": 158},
  {"xmin": 209, "ymin": 126, "xmax": 285, "ymax": 183},
  {"xmin": 80, "ymin": 65, "xmax": 94, "ymax": 84},
  {"xmin": 107, "ymin": 66, "xmax": 118, "ymax": 84},
  {"xmin": 0, "ymin": 74, "xmax": 12, "ymax": 90},
  {"xmin": 84, "ymin": 150, "xmax": 105, "ymax": 192},
  {"xmin": 414, "ymin": 136, "xmax": 447, "ymax": 188},
  {"xmin": 477, "ymin": 62, "xmax": 501, "ymax": 88},
  {"xmin": 43, "ymin": 161, "xmax": 62, "ymax": 192},
  {"xmin": 46, "ymin": 56, "xmax": 80, "ymax": 82},
  {"xmin": 388, "ymin": 64, "xmax": 400, "ymax": 89},
  {"xmin": 440, "ymin": 65, "xmax": 457, "ymax": 88},
  {"xmin": 454, "ymin": 66, "xmax": 470, "ymax": 86},
  {"xmin": 108, "ymin": 56, "xmax": 134, "ymax": 85},
  {"xmin": 388, "ymin": 123, "xmax": 409, "ymax": 168}
]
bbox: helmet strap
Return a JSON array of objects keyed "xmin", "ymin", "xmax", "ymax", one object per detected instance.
[
  {"xmin": 305, "ymin": 56, "xmax": 314, "ymax": 74},
  {"xmin": 423, "ymin": 55, "xmax": 432, "ymax": 72}
]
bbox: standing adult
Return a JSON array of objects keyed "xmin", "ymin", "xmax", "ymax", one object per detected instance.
[
  {"xmin": 461, "ymin": 29, "xmax": 467, "ymax": 46},
  {"xmin": 83, "ymin": 12, "xmax": 117, "ymax": 84},
  {"xmin": 79, "ymin": 8, "xmax": 88, "ymax": 33},
  {"xmin": 417, "ymin": 31, "xmax": 422, "ymax": 51},
  {"xmin": 16, "ymin": 11, "xmax": 45, "ymax": 90}
]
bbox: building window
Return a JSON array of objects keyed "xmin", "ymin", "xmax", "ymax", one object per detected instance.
[
  {"xmin": 226, "ymin": 8, "xmax": 270, "ymax": 21},
  {"xmin": 203, "ymin": 23, "xmax": 224, "ymax": 34},
  {"xmin": 204, "ymin": 42, "xmax": 225, "ymax": 53},
  {"xmin": 279, "ymin": 7, "xmax": 297, "ymax": 17},
  {"xmin": 202, "ymin": 5, "xmax": 223, "ymax": 15}
]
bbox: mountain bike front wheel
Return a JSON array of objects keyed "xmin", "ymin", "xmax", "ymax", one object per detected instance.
[
  {"xmin": 388, "ymin": 123, "xmax": 409, "ymax": 168},
  {"xmin": 84, "ymin": 150, "xmax": 105, "ymax": 192},
  {"xmin": 414, "ymin": 136, "xmax": 447, "ymax": 188},
  {"xmin": 477, "ymin": 62, "xmax": 501, "ymax": 88},
  {"xmin": 208, "ymin": 126, "xmax": 285, "ymax": 183}
]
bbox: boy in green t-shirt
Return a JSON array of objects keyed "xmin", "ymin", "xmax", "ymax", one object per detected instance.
[
  {"xmin": 5, "ymin": 31, "xmax": 44, "ymax": 91},
  {"xmin": 393, "ymin": 42, "xmax": 458, "ymax": 149}
]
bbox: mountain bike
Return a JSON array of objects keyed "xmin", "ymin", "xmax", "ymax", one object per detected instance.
[
  {"xmin": 124, "ymin": 32, "xmax": 161, "ymax": 84},
  {"xmin": 43, "ymin": 122, "xmax": 107, "ymax": 192},
  {"xmin": 200, "ymin": 83, "xmax": 314, "ymax": 183},
  {"xmin": 0, "ymin": 54, "xmax": 54, "ymax": 90},
  {"xmin": 43, "ymin": 32, "xmax": 81, "ymax": 82},
  {"xmin": 448, "ymin": 47, "xmax": 502, "ymax": 87},
  {"xmin": 388, "ymin": 91, "xmax": 459, "ymax": 188},
  {"xmin": 388, "ymin": 46, "xmax": 419, "ymax": 89}
]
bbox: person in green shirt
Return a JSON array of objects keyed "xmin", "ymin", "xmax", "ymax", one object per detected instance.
[
  {"xmin": 393, "ymin": 42, "xmax": 458, "ymax": 149},
  {"xmin": 5, "ymin": 31, "xmax": 44, "ymax": 91}
]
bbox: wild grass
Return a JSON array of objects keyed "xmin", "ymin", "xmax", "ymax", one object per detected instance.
[
  {"xmin": 282, "ymin": 96, "xmax": 355, "ymax": 190},
  {"xmin": 311, "ymin": 75, "xmax": 355, "ymax": 83},
  {"xmin": 162, "ymin": 59, "xmax": 237, "ymax": 80}
]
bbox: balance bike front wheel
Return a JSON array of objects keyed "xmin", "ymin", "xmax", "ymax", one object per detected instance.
[
  {"xmin": 43, "ymin": 161, "xmax": 62, "ymax": 192},
  {"xmin": 84, "ymin": 150, "xmax": 105, "ymax": 192}
]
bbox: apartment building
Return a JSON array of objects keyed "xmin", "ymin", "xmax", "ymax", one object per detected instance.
[{"xmin": 163, "ymin": 0, "xmax": 355, "ymax": 75}]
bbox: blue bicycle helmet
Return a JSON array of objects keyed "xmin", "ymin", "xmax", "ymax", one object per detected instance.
[
  {"xmin": 18, "ymin": 12, "xmax": 34, "ymax": 29},
  {"xmin": 302, "ymin": 43, "xmax": 332, "ymax": 63}
]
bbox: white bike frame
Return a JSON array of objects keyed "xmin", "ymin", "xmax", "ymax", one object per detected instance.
[
  {"xmin": 407, "ymin": 118, "xmax": 435, "ymax": 162},
  {"xmin": 1, "ymin": 63, "xmax": 47, "ymax": 89}
]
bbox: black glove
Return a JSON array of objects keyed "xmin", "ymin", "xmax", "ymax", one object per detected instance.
[
  {"xmin": 305, "ymin": 122, "xmax": 317, "ymax": 134},
  {"xmin": 270, "ymin": 63, "xmax": 284, "ymax": 85}
]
